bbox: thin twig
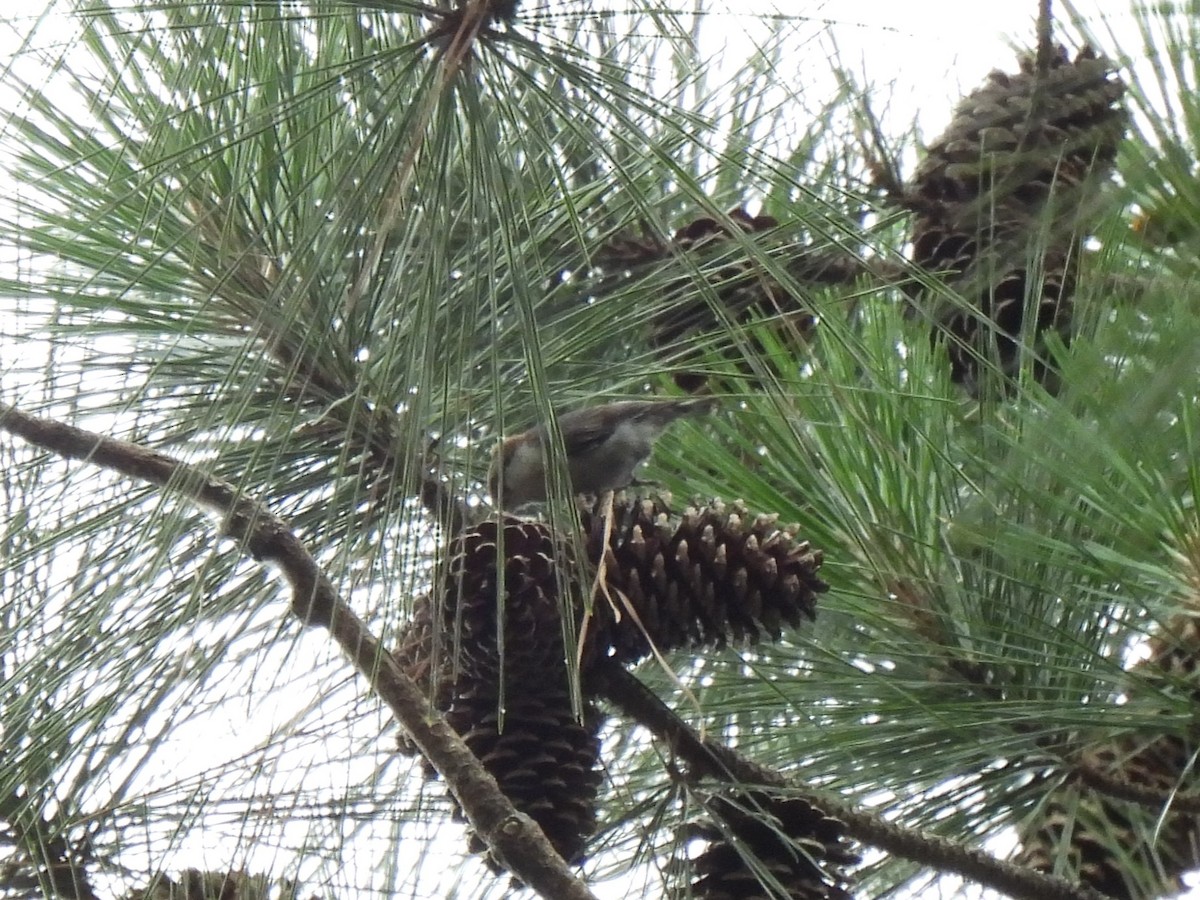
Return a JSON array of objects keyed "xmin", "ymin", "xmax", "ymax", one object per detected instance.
[
  {"xmin": 0, "ymin": 401, "xmax": 597, "ymax": 900},
  {"xmin": 343, "ymin": 0, "xmax": 496, "ymax": 315},
  {"xmin": 1036, "ymin": 0, "xmax": 1056, "ymax": 79}
]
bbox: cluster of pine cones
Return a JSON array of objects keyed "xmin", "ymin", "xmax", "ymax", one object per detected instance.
[
  {"xmin": 393, "ymin": 496, "xmax": 855, "ymax": 894},
  {"xmin": 597, "ymin": 45, "xmax": 1126, "ymax": 397}
]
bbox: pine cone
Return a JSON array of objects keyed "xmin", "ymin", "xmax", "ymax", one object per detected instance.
[
  {"xmin": 129, "ymin": 871, "xmax": 277, "ymax": 900},
  {"xmin": 905, "ymin": 46, "xmax": 1127, "ymax": 392},
  {"xmin": 657, "ymin": 209, "xmax": 814, "ymax": 374},
  {"xmin": 1015, "ymin": 780, "xmax": 1198, "ymax": 900},
  {"xmin": 912, "ymin": 46, "xmax": 1125, "ymax": 214},
  {"xmin": 393, "ymin": 507, "xmax": 828, "ymax": 865},
  {"xmin": 442, "ymin": 519, "xmax": 570, "ymax": 682},
  {"xmin": 394, "ymin": 520, "xmax": 567, "ymax": 707},
  {"xmin": 392, "ymin": 593, "xmax": 448, "ymax": 710},
  {"xmin": 579, "ymin": 497, "xmax": 827, "ymax": 666},
  {"xmin": 393, "ymin": 519, "xmax": 605, "ymax": 868},
  {"xmin": 447, "ymin": 687, "xmax": 604, "ymax": 866},
  {"xmin": 676, "ymin": 789, "xmax": 858, "ymax": 900}
]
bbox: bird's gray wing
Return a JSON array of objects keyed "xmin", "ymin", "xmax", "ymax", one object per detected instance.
[{"xmin": 551, "ymin": 406, "xmax": 620, "ymax": 456}]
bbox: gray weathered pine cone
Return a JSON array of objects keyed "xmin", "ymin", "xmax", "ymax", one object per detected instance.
[{"xmin": 905, "ymin": 45, "xmax": 1127, "ymax": 392}]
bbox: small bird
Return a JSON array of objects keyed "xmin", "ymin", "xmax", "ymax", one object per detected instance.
[{"xmin": 489, "ymin": 398, "xmax": 717, "ymax": 508}]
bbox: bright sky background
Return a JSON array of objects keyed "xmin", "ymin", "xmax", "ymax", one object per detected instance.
[{"xmin": 0, "ymin": 2, "xmax": 1186, "ymax": 900}]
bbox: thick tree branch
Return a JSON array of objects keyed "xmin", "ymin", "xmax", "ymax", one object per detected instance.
[
  {"xmin": 591, "ymin": 661, "xmax": 1117, "ymax": 900},
  {"xmin": 1076, "ymin": 757, "xmax": 1200, "ymax": 815},
  {"xmin": 0, "ymin": 401, "xmax": 596, "ymax": 900}
]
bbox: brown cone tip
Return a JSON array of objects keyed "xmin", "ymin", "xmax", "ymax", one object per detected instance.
[{"xmin": 450, "ymin": 690, "xmax": 604, "ymax": 868}]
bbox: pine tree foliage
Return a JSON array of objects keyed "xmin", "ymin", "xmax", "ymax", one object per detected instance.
[{"xmin": 3, "ymin": 1, "xmax": 1200, "ymax": 899}]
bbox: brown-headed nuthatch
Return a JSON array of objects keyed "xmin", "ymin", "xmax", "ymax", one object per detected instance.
[{"xmin": 489, "ymin": 397, "xmax": 717, "ymax": 508}]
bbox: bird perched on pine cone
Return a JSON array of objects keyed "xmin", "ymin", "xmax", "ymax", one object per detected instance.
[{"xmin": 489, "ymin": 398, "xmax": 718, "ymax": 508}]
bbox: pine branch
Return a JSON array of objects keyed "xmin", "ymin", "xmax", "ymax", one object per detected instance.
[
  {"xmin": 1075, "ymin": 760, "xmax": 1200, "ymax": 814},
  {"xmin": 591, "ymin": 661, "xmax": 1118, "ymax": 900},
  {"xmin": 0, "ymin": 401, "xmax": 595, "ymax": 900}
]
